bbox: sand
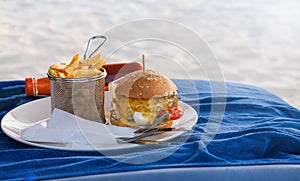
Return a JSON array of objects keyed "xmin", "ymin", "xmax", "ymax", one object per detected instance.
[{"xmin": 0, "ymin": 0, "xmax": 299, "ymax": 109}]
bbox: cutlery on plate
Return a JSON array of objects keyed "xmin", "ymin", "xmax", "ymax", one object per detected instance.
[
  {"xmin": 116, "ymin": 129, "xmax": 160, "ymax": 143},
  {"xmin": 134, "ymin": 127, "xmax": 189, "ymax": 134},
  {"xmin": 116, "ymin": 127, "xmax": 188, "ymax": 145},
  {"xmin": 131, "ymin": 139, "xmax": 171, "ymax": 145},
  {"xmin": 133, "ymin": 113, "xmax": 170, "ymax": 134}
]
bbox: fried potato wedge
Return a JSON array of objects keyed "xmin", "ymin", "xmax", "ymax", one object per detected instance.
[
  {"xmin": 81, "ymin": 53, "xmax": 102, "ymax": 66},
  {"xmin": 65, "ymin": 53, "xmax": 80, "ymax": 74}
]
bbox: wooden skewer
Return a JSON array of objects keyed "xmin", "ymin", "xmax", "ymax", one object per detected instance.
[{"xmin": 142, "ymin": 53, "xmax": 145, "ymax": 73}]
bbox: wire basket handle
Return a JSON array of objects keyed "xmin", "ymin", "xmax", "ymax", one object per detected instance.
[{"xmin": 84, "ymin": 35, "xmax": 107, "ymax": 59}]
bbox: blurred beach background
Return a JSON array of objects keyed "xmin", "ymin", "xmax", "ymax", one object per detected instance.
[{"xmin": 0, "ymin": 0, "xmax": 299, "ymax": 109}]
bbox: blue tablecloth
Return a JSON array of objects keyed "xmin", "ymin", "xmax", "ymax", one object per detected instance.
[{"xmin": 0, "ymin": 80, "xmax": 299, "ymax": 180}]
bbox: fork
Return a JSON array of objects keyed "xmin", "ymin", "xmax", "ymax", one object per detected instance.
[
  {"xmin": 116, "ymin": 129, "xmax": 161, "ymax": 143},
  {"xmin": 133, "ymin": 113, "xmax": 170, "ymax": 134},
  {"xmin": 116, "ymin": 113, "xmax": 171, "ymax": 144}
]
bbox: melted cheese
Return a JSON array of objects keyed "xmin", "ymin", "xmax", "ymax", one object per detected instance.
[{"xmin": 115, "ymin": 94, "xmax": 178, "ymax": 125}]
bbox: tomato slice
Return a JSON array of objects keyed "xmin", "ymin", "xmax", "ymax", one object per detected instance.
[{"xmin": 168, "ymin": 106, "xmax": 183, "ymax": 120}]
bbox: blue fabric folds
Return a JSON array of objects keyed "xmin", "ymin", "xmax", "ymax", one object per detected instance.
[{"xmin": 0, "ymin": 80, "xmax": 299, "ymax": 180}]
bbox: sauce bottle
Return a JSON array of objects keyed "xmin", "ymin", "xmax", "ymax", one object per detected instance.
[{"xmin": 25, "ymin": 62, "xmax": 143, "ymax": 96}]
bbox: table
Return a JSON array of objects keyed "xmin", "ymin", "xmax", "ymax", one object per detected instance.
[{"xmin": 1, "ymin": 80, "xmax": 299, "ymax": 180}]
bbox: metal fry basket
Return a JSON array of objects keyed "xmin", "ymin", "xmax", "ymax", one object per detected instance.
[{"xmin": 48, "ymin": 68, "xmax": 107, "ymax": 123}]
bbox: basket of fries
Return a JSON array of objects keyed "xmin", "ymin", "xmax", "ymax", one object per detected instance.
[{"xmin": 47, "ymin": 53, "xmax": 107, "ymax": 123}]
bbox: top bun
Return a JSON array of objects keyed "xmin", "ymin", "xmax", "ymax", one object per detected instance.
[{"xmin": 115, "ymin": 70, "xmax": 177, "ymax": 99}]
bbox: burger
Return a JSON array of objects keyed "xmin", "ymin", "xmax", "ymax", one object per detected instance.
[{"xmin": 109, "ymin": 69, "xmax": 183, "ymax": 128}]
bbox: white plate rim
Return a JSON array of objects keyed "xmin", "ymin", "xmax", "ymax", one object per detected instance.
[{"xmin": 1, "ymin": 96, "xmax": 197, "ymax": 152}]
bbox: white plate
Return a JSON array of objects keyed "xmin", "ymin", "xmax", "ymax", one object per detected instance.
[{"xmin": 1, "ymin": 95, "xmax": 197, "ymax": 152}]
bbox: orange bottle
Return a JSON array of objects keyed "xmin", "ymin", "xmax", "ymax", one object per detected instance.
[
  {"xmin": 25, "ymin": 77, "xmax": 50, "ymax": 96},
  {"xmin": 25, "ymin": 62, "xmax": 143, "ymax": 96}
]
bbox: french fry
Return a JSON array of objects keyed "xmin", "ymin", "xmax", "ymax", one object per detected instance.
[
  {"xmin": 73, "ymin": 69, "xmax": 102, "ymax": 78},
  {"xmin": 57, "ymin": 71, "xmax": 66, "ymax": 78},
  {"xmin": 48, "ymin": 53, "xmax": 105, "ymax": 78},
  {"xmin": 49, "ymin": 64, "xmax": 67, "ymax": 73},
  {"xmin": 65, "ymin": 53, "xmax": 80, "ymax": 74},
  {"xmin": 91, "ymin": 59, "xmax": 106, "ymax": 69},
  {"xmin": 65, "ymin": 71, "xmax": 75, "ymax": 78},
  {"xmin": 48, "ymin": 68, "xmax": 59, "ymax": 77},
  {"xmin": 81, "ymin": 53, "xmax": 102, "ymax": 66}
]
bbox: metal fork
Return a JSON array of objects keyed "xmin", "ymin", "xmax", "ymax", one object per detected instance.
[
  {"xmin": 116, "ymin": 113, "xmax": 171, "ymax": 144},
  {"xmin": 134, "ymin": 113, "xmax": 170, "ymax": 134},
  {"xmin": 116, "ymin": 129, "xmax": 161, "ymax": 144}
]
